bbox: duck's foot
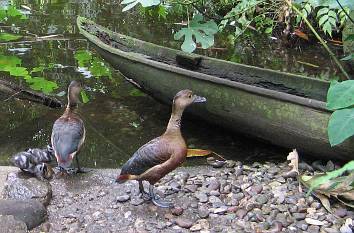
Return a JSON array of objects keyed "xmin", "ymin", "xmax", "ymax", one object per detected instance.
[
  {"xmin": 75, "ymin": 167, "xmax": 91, "ymax": 174},
  {"xmin": 138, "ymin": 181, "xmax": 151, "ymax": 201},
  {"xmin": 149, "ymin": 185, "xmax": 174, "ymax": 208}
]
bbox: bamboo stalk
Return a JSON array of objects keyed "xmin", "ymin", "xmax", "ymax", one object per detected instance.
[{"xmin": 285, "ymin": 0, "xmax": 351, "ymax": 80}]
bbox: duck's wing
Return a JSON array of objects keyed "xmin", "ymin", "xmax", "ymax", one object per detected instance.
[
  {"xmin": 51, "ymin": 117, "xmax": 85, "ymax": 161},
  {"xmin": 120, "ymin": 137, "xmax": 171, "ymax": 176}
]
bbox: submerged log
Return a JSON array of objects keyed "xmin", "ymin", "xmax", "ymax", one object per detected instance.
[{"xmin": 0, "ymin": 79, "xmax": 63, "ymax": 109}]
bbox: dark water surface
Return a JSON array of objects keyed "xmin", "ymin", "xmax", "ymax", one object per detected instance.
[{"xmin": 1, "ymin": 0, "xmax": 338, "ymax": 167}]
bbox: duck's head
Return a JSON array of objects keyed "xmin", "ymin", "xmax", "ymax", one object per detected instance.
[
  {"xmin": 173, "ymin": 89, "xmax": 206, "ymax": 110},
  {"xmin": 67, "ymin": 80, "xmax": 82, "ymax": 107}
]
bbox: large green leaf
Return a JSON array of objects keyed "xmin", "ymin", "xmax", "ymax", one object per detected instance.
[
  {"xmin": 327, "ymin": 80, "xmax": 354, "ymax": 110},
  {"xmin": 80, "ymin": 90, "xmax": 89, "ymax": 103},
  {"xmin": 174, "ymin": 14, "xmax": 218, "ymax": 53},
  {"xmin": 121, "ymin": 0, "xmax": 160, "ymax": 12},
  {"xmin": 0, "ymin": 55, "xmax": 21, "ymax": 68},
  {"xmin": 89, "ymin": 57, "xmax": 111, "ymax": 78},
  {"xmin": 294, "ymin": 0, "xmax": 354, "ymax": 10},
  {"xmin": 328, "ymin": 108, "xmax": 354, "ymax": 146},
  {"xmin": 26, "ymin": 77, "xmax": 58, "ymax": 94},
  {"xmin": 0, "ymin": 32, "xmax": 22, "ymax": 42},
  {"xmin": 74, "ymin": 50, "xmax": 92, "ymax": 67}
]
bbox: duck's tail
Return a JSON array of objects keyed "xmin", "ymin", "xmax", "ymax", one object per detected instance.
[{"xmin": 116, "ymin": 174, "xmax": 137, "ymax": 183}]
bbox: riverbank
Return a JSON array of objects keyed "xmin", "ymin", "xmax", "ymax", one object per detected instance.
[{"xmin": 0, "ymin": 160, "xmax": 343, "ymax": 233}]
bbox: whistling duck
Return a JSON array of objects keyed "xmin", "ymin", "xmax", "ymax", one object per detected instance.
[
  {"xmin": 51, "ymin": 81, "xmax": 86, "ymax": 173},
  {"xmin": 117, "ymin": 89, "xmax": 206, "ymax": 208}
]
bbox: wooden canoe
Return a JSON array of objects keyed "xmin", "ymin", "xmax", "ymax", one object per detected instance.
[{"xmin": 77, "ymin": 16, "xmax": 354, "ymax": 160}]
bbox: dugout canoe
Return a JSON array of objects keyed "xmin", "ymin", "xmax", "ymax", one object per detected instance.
[{"xmin": 77, "ymin": 16, "xmax": 354, "ymax": 160}]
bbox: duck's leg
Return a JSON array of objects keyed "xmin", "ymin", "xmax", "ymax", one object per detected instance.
[
  {"xmin": 139, "ymin": 181, "xmax": 151, "ymax": 201},
  {"xmin": 75, "ymin": 154, "xmax": 90, "ymax": 173},
  {"xmin": 149, "ymin": 184, "xmax": 174, "ymax": 208}
]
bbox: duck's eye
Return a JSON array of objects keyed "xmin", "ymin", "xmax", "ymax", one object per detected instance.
[{"xmin": 189, "ymin": 95, "xmax": 192, "ymax": 98}]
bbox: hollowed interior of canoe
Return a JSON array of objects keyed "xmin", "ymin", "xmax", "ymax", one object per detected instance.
[{"xmin": 80, "ymin": 19, "xmax": 330, "ymax": 102}]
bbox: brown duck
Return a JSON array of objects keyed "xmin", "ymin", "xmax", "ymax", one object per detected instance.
[
  {"xmin": 51, "ymin": 81, "xmax": 86, "ymax": 173},
  {"xmin": 117, "ymin": 89, "xmax": 206, "ymax": 208}
]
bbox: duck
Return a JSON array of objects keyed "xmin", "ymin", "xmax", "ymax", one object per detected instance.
[
  {"xmin": 51, "ymin": 80, "xmax": 86, "ymax": 173},
  {"xmin": 116, "ymin": 89, "xmax": 206, "ymax": 208}
]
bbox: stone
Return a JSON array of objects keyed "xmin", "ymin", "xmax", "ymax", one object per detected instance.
[
  {"xmin": 0, "ymin": 215, "xmax": 27, "ymax": 233},
  {"xmin": 171, "ymin": 207, "xmax": 183, "ymax": 216},
  {"xmin": 255, "ymin": 194, "xmax": 269, "ymax": 205},
  {"xmin": 207, "ymin": 178, "xmax": 220, "ymax": 191},
  {"xmin": 305, "ymin": 218, "xmax": 325, "ymax": 226},
  {"xmin": 185, "ymin": 185, "xmax": 198, "ymax": 193},
  {"xmin": 196, "ymin": 193, "xmax": 208, "ymax": 203},
  {"xmin": 308, "ymin": 225, "xmax": 320, "ymax": 233},
  {"xmin": 116, "ymin": 195, "xmax": 130, "ymax": 202},
  {"xmin": 213, "ymin": 206, "xmax": 228, "ymax": 214},
  {"xmin": 3, "ymin": 172, "xmax": 52, "ymax": 206},
  {"xmin": 235, "ymin": 209, "xmax": 247, "ymax": 219},
  {"xmin": 198, "ymin": 206, "xmax": 210, "ymax": 218},
  {"xmin": 335, "ymin": 208, "xmax": 347, "ymax": 218},
  {"xmin": 0, "ymin": 199, "xmax": 46, "ymax": 230},
  {"xmin": 175, "ymin": 218, "xmax": 193, "ymax": 229},
  {"xmin": 293, "ymin": 212, "xmax": 306, "ymax": 220},
  {"xmin": 130, "ymin": 197, "xmax": 144, "ymax": 206}
]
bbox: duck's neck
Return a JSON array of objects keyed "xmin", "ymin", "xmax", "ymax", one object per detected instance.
[
  {"xmin": 65, "ymin": 93, "xmax": 79, "ymax": 113},
  {"xmin": 165, "ymin": 105, "xmax": 185, "ymax": 135}
]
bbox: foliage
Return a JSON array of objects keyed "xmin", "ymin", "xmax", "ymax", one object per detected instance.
[
  {"xmin": 301, "ymin": 160, "xmax": 354, "ymax": 208},
  {"xmin": 0, "ymin": 32, "xmax": 22, "ymax": 42},
  {"xmin": 74, "ymin": 50, "xmax": 112, "ymax": 78},
  {"xmin": 326, "ymin": 80, "xmax": 354, "ymax": 146},
  {"xmin": 0, "ymin": 54, "xmax": 59, "ymax": 94},
  {"xmin": 121, "ymin": 0, "xmax": 160, "ymax": 12},
  {"xmin": 174, "ymin": 14, "xmax": 218, "ymax": 53}
]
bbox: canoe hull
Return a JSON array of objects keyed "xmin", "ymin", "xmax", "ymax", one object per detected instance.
[
  {"xmin": 96, "ymin": 47, "xmax": 354, "ymax": 160},
  {"xmin": 77, "ymin": 16, "xmax": 354, "ymax": 160}
]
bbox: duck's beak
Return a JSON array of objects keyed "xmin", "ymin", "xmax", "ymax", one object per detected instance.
[{"xmin": 193, "ymin": 95, "xmax": 207, "ymax": 103}]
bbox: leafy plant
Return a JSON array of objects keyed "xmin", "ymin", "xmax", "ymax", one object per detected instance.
[
  {"xmin": 174, "ymin": 14, "xmax": 218, "ymax": 53},
  {"xmin": 0, "ymin": 32, "xmax": 22, "ymax": 42},
  {"xmin": 0, "ymin": 5, "xmax": 27, "ymax": 42},
  {"xmin": 327, "ymin": 81, "xmax": 354, "ymax": 146},
  {"xmin": 316, "ymin": 7, "xmax": 337, "ymax": 36},
  {"xmin": 75, "ymin": 50, "xmax": 112, "ymax": 78},
  {"xmin": 121, "ymin": 0, "xmax": 160, "ymax": 12}
]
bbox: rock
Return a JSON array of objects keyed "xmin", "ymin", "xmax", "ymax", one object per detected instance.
[
  {"xmin": 340, "ymin": 225, "xmax": 353, "ymax": 233},
  {"xmin": 3, "ymin": 172, "xmax": 52, "ymax": 206},
  {"xmin": 198, "ymin": 206, "xmax": 210, "ymax": 218},
  {"xmin": 207, "ymin": 178, "xmax": 220, "ymax": 191},
  {"xmin": 0, "ymin": 215, "xmax": 27, "ymax": 233},
  {"xmin": 185, "ymin": 185, "xmax": 198, "ymax": 193},
  {"xmin": 293, "ymin": 212, "xmax": 306, "ymax": 220},
  {"xmin": 308, "ymin": 225, "xmax": 320, "ymax": 233},
  {"xmin": 324, "ymin": 227, "xmax": 340, "ymax": 233},
  {"xmin": 175, "ymin": 218, "xmax": 193, "ymax": 229},
  {"xmin": 213, "ymin": 206, "xmax": 228, "ymax": 214},
  {"xmin": 196, "ymin": 193, "xmax": 208, "ymax": 203},
  {"xmin": 116, "ymin": 195, "xmax": 130, "ymax": 202},
  {"xmin": 208, "ymin": 196, "xmax": 222, "ymax": 204},
  {"xmin": 256, "ymin": 194, "xmax": 269, "ymax": 205},
  {"xmin": 130, "ymin": 197, "xmax": 144, "ymax": 206},
  {"xmin": 0, "ymin": 199, "xmax": 46, "ymax": 230},
  {"xmin": 171, "ymin": 207, "xmax": 183, "ymax": 216},
  {"xmin": 235, "ymin": 209, "xmax": 247, "ymax": 219},
  {"xmin": 296, "ymin": 220, "xmax": 308, "ymax": 231},
  {"xmin": 41, "ymin": 222, "xmax": 51, "ymax": 232},
  {"xmin": 305, "ymin": 218, "xmax": 325, "ymax": 226},
  {"xmin": 250, "ymin": 184, "xmax": 263, "ymax": 195},
  {"xmin": 335, "ymin": 208, "xmax": 347, "ymax": 218}
]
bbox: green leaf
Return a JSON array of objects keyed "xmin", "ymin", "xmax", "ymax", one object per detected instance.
[
  {"xmin": 0, "ymin": 32, "xmax": 22, "ymax": 42},
  {"xmin": 26, "ymin": 77, "xmax": 58, "ymax": 94},
  {"xmin": 341, "ymin": 54, "xmax": 354, "ymax": 61},
  {"xmin": 174, "ymin": 14, "xmax": 218, "ymax": 53},
  {"xmin": 317, "ymin": 7, "xmax": 329, "ymax": 17},
  {"xmin": 3, "ymin": 66, "xmax": 29, "ymax": 77},
  {"xmin": 322, "ymin": 21, "xmax": 333, "ymax": 36},
  {"xmin": 74, "ymin": 50, "xmax": 92, "ymax": 67},
  {"xmin": 294, "ymin": 0, "xmax": 354, "ymax": 10},
  {"xmin": 7, "ymin": 6, "xmax": 23, "ymax": 17},
  {"xmin": 80, "ymin": 90, "xmax": 89, "ymax": 103},
  {"xmin": 129, "ymin": 89, "xmax": 145, "ymax": 97},
  {"xmin": 30, "ymin": 66, "xmax": 45, "ymax": 73},
  {"xmin": 0, "ymin": 55, "xmax": 21, "ymax": 68},
  {"xmin": 327, "ymin": 80, "xmax": 354, "ymax": 110},
  {"xmin": 328, "ymin": 108, "xmax": 354, "ymax": 146},
  {"xmin": 319, "ymin": 14, "xmax": 329, "ymax": 26},
  {"xmin": 89, "ymin": 57, "xmax": 111, "ymax": 78},
  {"xmin": 121, "ymin": 0, "xmax": 160, "ymax": 12},
  {"xmin": 0, "ymin": 9, "xmax": 6, "ymax": 22},
  {"xmin": 265, "ymin": 27, "xmax": 272, "ymax": 34}
]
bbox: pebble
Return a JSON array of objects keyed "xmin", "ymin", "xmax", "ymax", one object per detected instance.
[
  {"xmin": 116, "ymin": 195, "xmax": 130, "ymax": 202},
  {"xmin": 196, "ymin": 193, "xmax": 208, "ymax": 203},
  {"xmin": 175, "ymin": 218, "xmax": 193, "ymax": 229},
  {"xmin": 198, "ymin": 206, "xmax": 210, "ymax": 218},
  {"xmin": 305, "ymin": 218, "xmax": 325, "ymax": 226},
  {"xmin": 171, "ymin": 207, "xmax": 183, "ymax": 216},
  {"xmin": 235, "ymin": 209, "xmax": 247, "ymax": 219}
]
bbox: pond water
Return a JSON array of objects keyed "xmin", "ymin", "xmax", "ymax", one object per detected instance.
[{"xmin": 0, "ymin": 0, "xmax": 339, "ymax": 168}]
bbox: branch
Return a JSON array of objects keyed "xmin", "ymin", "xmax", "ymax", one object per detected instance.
[
  {"xmin": 285, "ymin": 0, "xmax": 351, "ymax": 80},
  {"xmin": 0, "ymin": 79, "xmax": 63, "ymax": 108}
]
